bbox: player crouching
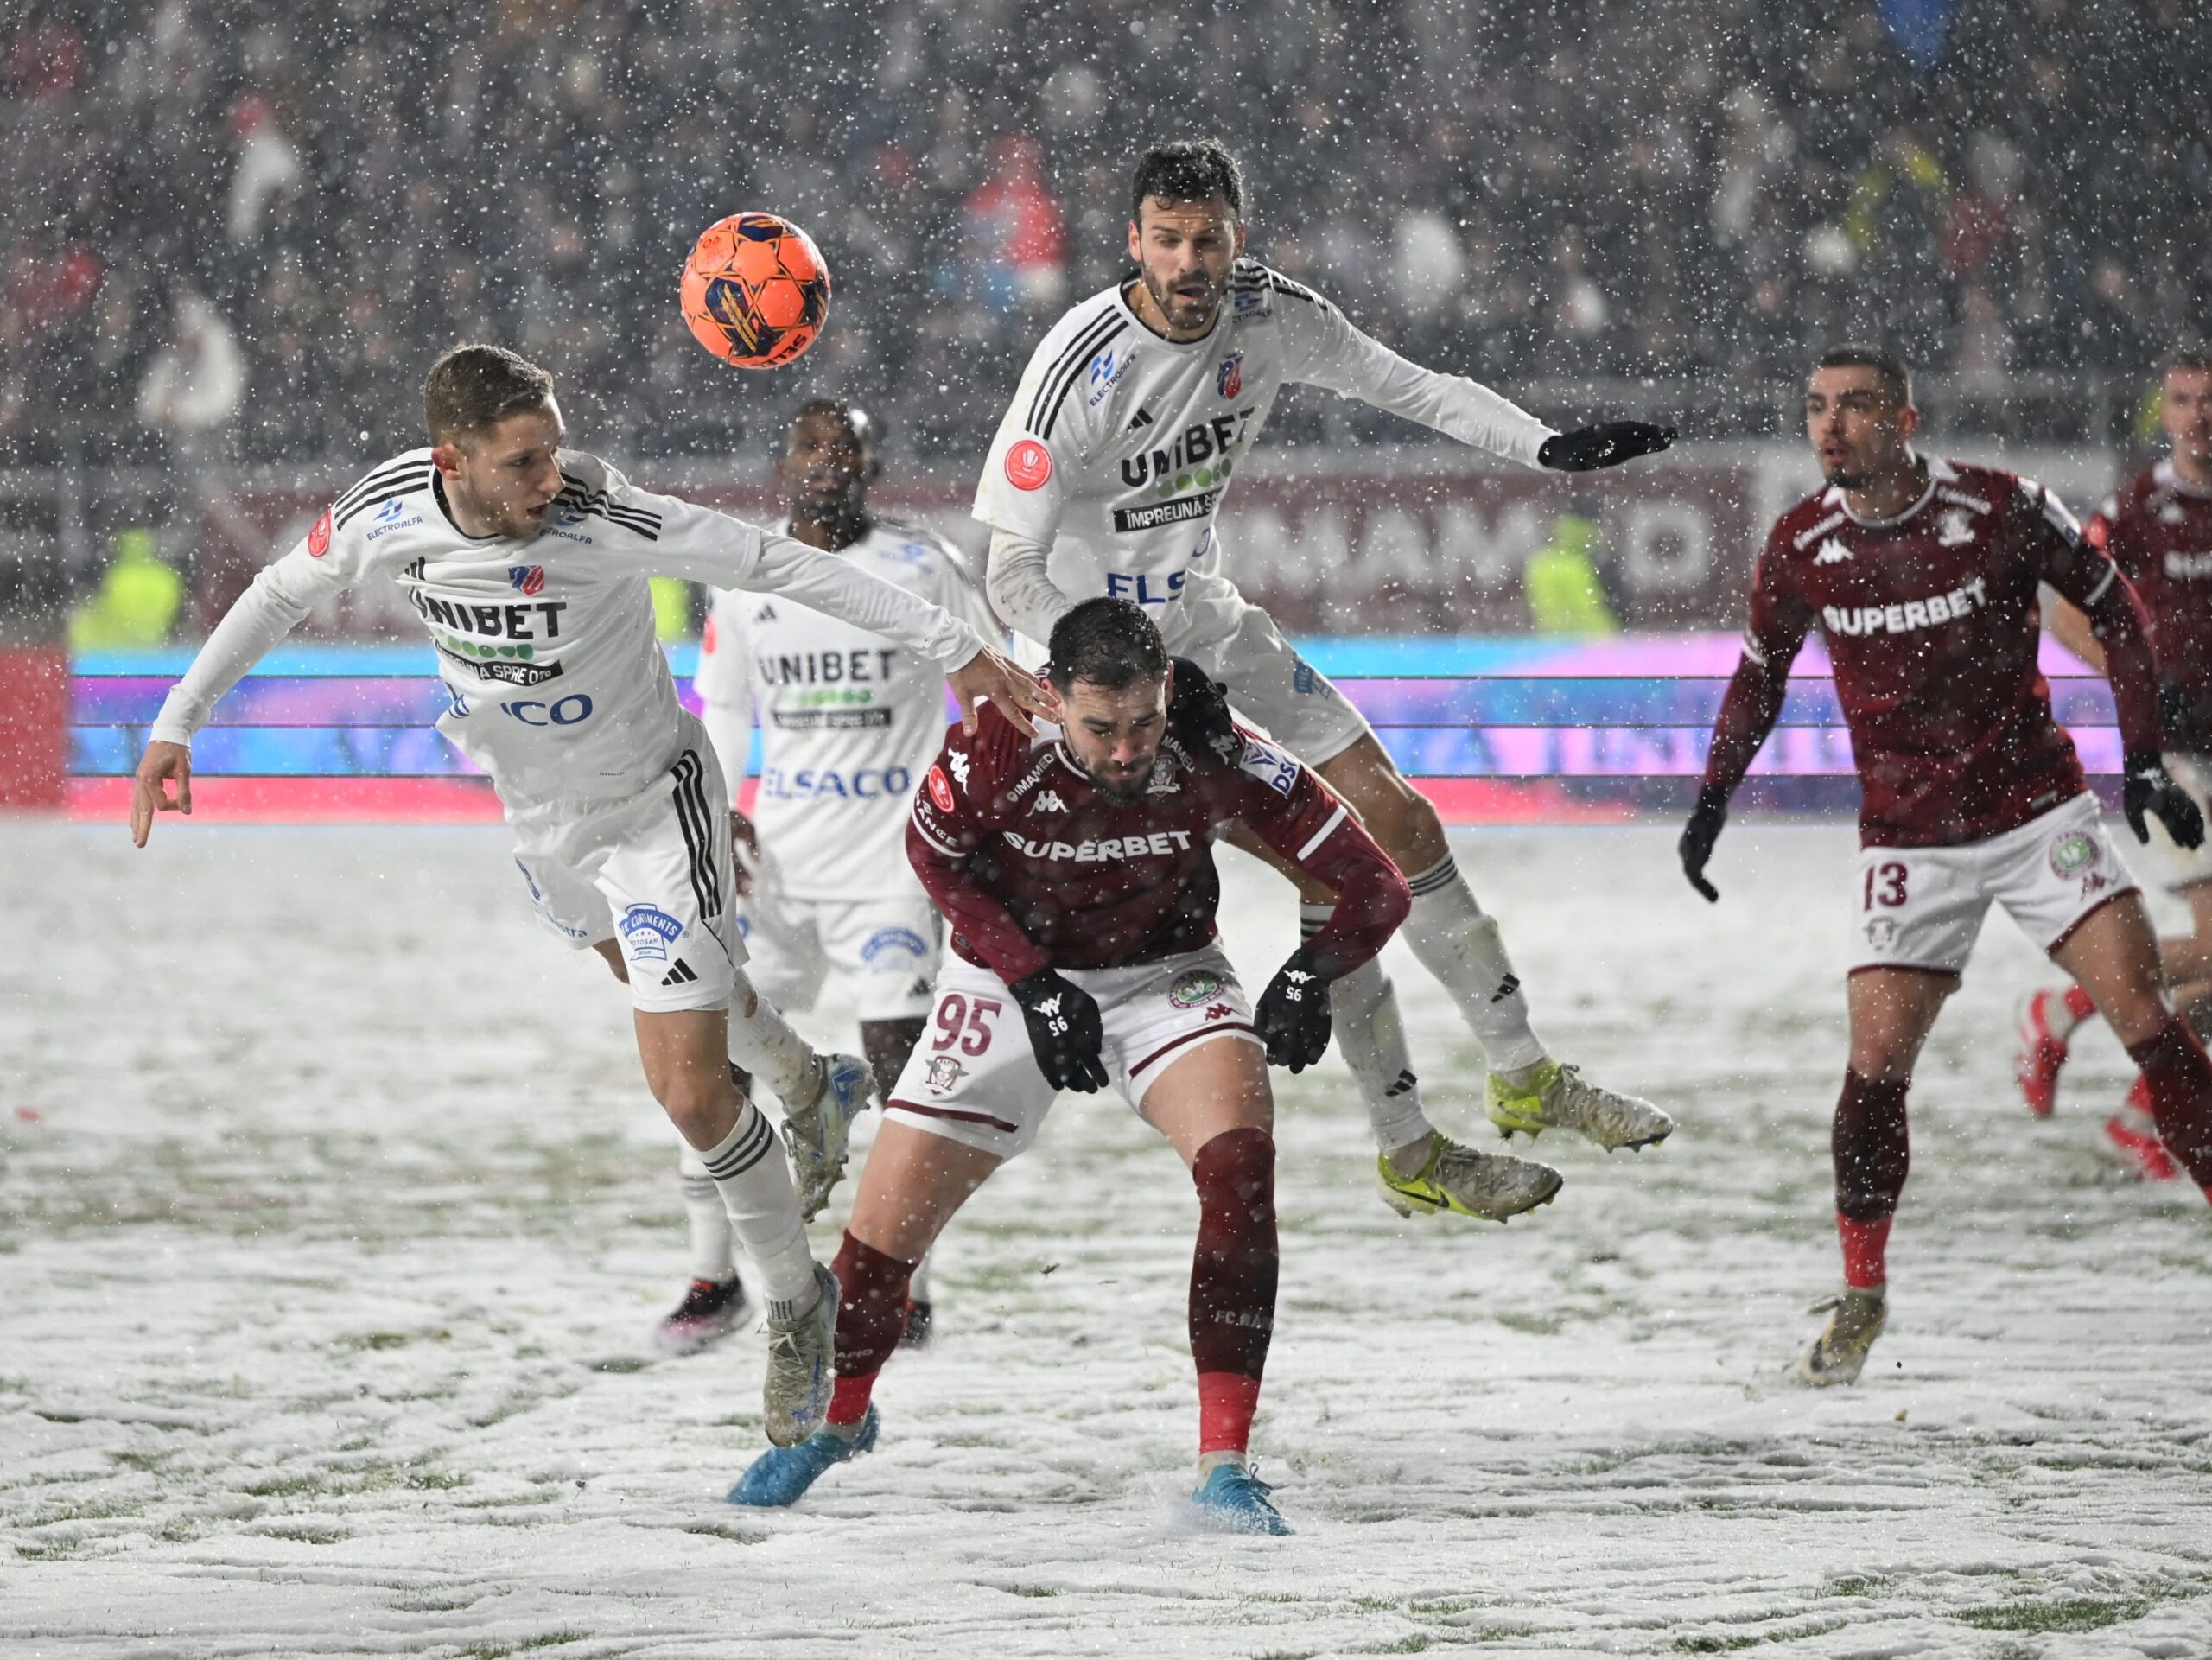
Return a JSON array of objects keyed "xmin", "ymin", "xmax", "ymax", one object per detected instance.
[{"xmin": 728, "ymin": 600, "xmax": 1415, "ymax": 1533}]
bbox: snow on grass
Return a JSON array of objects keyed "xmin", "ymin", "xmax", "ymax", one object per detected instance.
[{"xmin": 3, "ymin": 823, "xmax": 2209, "ymax": 1657}]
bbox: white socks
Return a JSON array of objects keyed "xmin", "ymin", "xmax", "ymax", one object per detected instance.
[
  {"xmin": 726, "ymin": 973, "xmax": 823, "ymax": 1108},
  {"xmin": 1400, "ymin": 855, "xmax": 1548, "ymax": 1076},
  {"xmin": 693, "ymin": 1105, "xmax": 818, "ymax": 1315},
  {"xmin": 1301, "ymin": 904, "xmax": 1434, "ymax": 1154},
  {"xmin": 908, "ymin": 1253, "xmax": 932, "ymax": 1305},
  {"xmin": 677, "ymin": 1147, "xmax": 736, "ymax": 1282}
]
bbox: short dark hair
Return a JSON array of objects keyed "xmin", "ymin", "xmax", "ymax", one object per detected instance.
[
  {"xmin": 1129, "ymin": 139, "xmax": 1245, "ymax": 225},
  {"xmin": 423, "ymin": 344, "xmax": 556, "ymax": 444},
  {"xmin": 1814, "ymin": 345, "xmax": 1913, "ymax": 407},
  {"xmin": 1046, "ymin": 598, "xmax": 1169, "ymax": 695},
  {"xmin": 2165, "ymin": 341, "xmax": 2212, "ymax": 376},
  {"xmin": 790, "ymin": 398, "xmax": 883, "ymax": 467}
]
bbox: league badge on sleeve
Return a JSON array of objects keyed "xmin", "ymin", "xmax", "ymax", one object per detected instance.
[
  {"xmin": 308, "ymin": 509, "xmax": 333, "ymax": 557},
  {"xmin": 1005, "ymin": 439, "xmax": 1053, "ymax": 492},
  {"xmin": 926, "ymin": 765, "xmax": 956, "ymax": 813}
]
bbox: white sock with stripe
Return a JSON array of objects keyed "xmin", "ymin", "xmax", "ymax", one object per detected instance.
[
  {"xmin": 1302, "ymin": 904, "xmax": 1433, "ymax": 1154},
  {"xmin": 677, "ymin": 1146, "xmax": 736, "ymax": 1282},
  {"xmin": 1399, "ymin": 855, "xmax": 1549, "ymax": 1076},
  {"xmin": 695, "ymin": 1104, "xmax": 818, "ymax": 1316}
]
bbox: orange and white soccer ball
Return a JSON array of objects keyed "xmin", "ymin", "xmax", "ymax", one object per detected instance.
[{"xmin": 678, "ymin": 212, "xmax": 832, "ymax": 370}]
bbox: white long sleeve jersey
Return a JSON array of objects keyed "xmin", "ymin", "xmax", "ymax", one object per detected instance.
[
  {"xmin": 152, "ymin": 449, "xmax": 988, "ymax": 809},
  {"xmin": 694, "ymin": 519, "xmax": 998, "ymax": 900},
  {"xmin": 972, "ymin": 258, "xmax": 1557, "ymax": 642}
]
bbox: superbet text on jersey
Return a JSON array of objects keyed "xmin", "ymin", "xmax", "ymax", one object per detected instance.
[
  {"xmin": 1739, "ymin": 458, "xmax": 2125, "ymax": 847},
  {"xmin": 972, "ymin": 258, "xmax": 1550, "ymax": 648},
  {"xmin": 2090, "ymin": 459, "xmax": 2212, "ymax": 751},
  {"xmin": 694, "ymin": 521, "xmax": 996, "ymax": 900}
]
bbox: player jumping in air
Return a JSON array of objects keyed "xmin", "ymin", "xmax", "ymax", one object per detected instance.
[
  {"xmin": 660, "ymin": 399, "xmax": 995, "ymax": 1352},
  {"xmin": 129, "ymin": 345, "xmax": 1042, "ymax": 1446},
  {"xmin": 1679, "ymin": 346, "xmax": 2212, "ymax": 1386},
  {"xmin": 2017, "ymin": 345, "xmax": 2212, "ymax": 1179},
  {"xmin": 727, "ymin": 600, "xmax": 1413, "ymax": 1533},
  {"xmin": 977, "ymin": 139, "xmax": 1677, "ymax": 1224}
]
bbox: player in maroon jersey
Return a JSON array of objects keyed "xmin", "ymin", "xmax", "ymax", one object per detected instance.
[
  {"xmin": 726, "ymin": 598, "xmax": 1446, "ymax": 1532},
  {"xmin": 2016, "ymin": 347, "xmax": 2212, "ymax": 1177},
  {"xmin": 1678, "ymin": 346, "xmax": 2212, "ymax": 1386}
]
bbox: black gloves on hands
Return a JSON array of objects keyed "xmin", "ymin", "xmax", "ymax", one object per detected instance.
[
  {"xmin": 1008, "ymin": 968, "xmax": 1109, "ymax": 1092},
  {"xmin": 1679, "ymin": 784, "xmax": 1729, "ymax": 902},
  {"xmin": 2123, "ymin": 751, "xmax": 2205, "ymax": 849},
  {"xmin": 1166, "ymin": 656, "xmax": 1242, "ymax": 766},
  {"xmin": 1539, "ymin": 421, "xmax": 1678, "ymax": 472},
  {"xmin": 1255, "ymin": 946, "xmax": 1335, "ymax": 1072}
]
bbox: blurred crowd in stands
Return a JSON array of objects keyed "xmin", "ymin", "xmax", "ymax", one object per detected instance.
[{"xmin": 2, "ymin": 0, "xmax": 2204, "ymax": 469}]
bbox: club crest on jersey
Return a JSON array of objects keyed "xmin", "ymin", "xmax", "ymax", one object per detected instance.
[
  {"xmin": 1936, "ymin": 509, "xmax": 1975, "ymax": 547},
  {"xmin": 925, "ymin": 1056, "xmax": 965, "ymax": 1094},
  {"xmin": 620, "ymin": 904, "xmax": 685, "ymax": 963},
  {"xmin": 2049, "ymin": 832, "xmax": 2101, "ymax": 880},
  {"xmin": 1005, "ymin": 439, "xmax": 1053, "ymax": 491},
  {"xmin": 1169, "ymin": 969, "xmax": 1224, "ymax": 1009},
  {"xmin": 508, "ymin": 564, "xmax": 547, "ymax": 595},
  {"xmin": 1864, "ymin": 916, "xmax": 1897, "ymax": 950},
  {"xmin": 308, "ymin": 509, "xmax": 333, "ymax": 557},
  {"xmin": 1217, "ymin": 353, "xmax": 1243, "ymax": 399}
]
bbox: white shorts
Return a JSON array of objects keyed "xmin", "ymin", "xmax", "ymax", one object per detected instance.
[
  {"xmin": 1180, "ymin": 601, "xmax": 1374, "ymax": 768},
  {"xmin": 883, "ymin": 945, "xmax": 1262, "ymax": 1160},
  {"xmin": 2137, "ymin": 753, "xmax": 2212, "ymax": 894},
  {"xmin": 739, "ymin": 857, "xmax": 939, "ymax": 1022},
  {"xmin": 1849, "ymin": 792, "xmax": 2139, "ymax": 976},
  {"xmin": 508, "ymin": 720, "xmax": 745, "ymax": 1014}
]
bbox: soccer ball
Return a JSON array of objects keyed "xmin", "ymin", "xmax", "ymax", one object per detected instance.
[{"xmin": 679, "ymin": 212, "xmax": 832, "ymax": 371}]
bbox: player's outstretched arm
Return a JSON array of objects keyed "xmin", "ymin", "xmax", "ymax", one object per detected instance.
[
  {"xmin": 1539, "ymin": 422, "xmax": 1680, "ymax": 473},
  {"xmin": 946, "ymin": 646, "xmax": 1045, "ymax": 738}
]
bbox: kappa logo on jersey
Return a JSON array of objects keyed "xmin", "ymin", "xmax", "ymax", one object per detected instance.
[
  {"xmin": 1936, "ymin": 508, "xmax": 1975, "ymax": 547},
  {"xmin": 1029, "ymin": 789, "xmax": 1067, "ymax": 815},
  {"xmin": 1169, "ymin": 968, "xmax": 1224, "ymax": 1009},
  {"xmin": 860, "ymin": 926, "xmax": 930, "ymax": 964},
  {"xmin": 1822, "ymin": 578, "xmax": 1989, "ymax": 639},
  {"xmin": 1205, "ymin": 1002, "xmax": 1235, "ymax": 1021},
  {"xmin": 1814, "ymin": 537, "xmax": 1853, "ymax": 565},
  {"xmin": 1217, "ymin": 352, "xmax": 1243, "ymax": 399},
  {"xmin": 1005, "ymin": 438, "xmax": 1053, "ymax": 491},
  {"xmin": 507, "ymin": 564, "xmax": 547, "ymax": 595},
  {"xmin": 308, "ymin": 509, "xmax": 333, "ymax": 557},
  {"xmin": 620, "ymin": 904, "xmax": 685, "ymax": 963},
  {"xmin": 946, "ymin": 751, "xmax": 971, "ymax": 792},
  {"xmin": 925, "ymin": 765, "xmax": 956, "ymax": 813},
  {"xmin": 1001, "ymin": 828, "xmax": 1195, "ymax": 862},
  {"xmin": 1238, "ymin": 736, "xmax": 1299, "ymax": 798}
]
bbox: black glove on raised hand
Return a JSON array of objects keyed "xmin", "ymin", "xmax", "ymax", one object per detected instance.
[
  {"xmin": 1255, "ymin": 946, "xmax": 1335, "ymax": 1072},
  {"xmin": 2123, "ymin": 751, "xmax": 2205, "ymax": 849},
  {"xmin": 1539, "ymin": 421, "xmax": 1678, "ymax": 472},
  {"xmin": 1008, "ymin": 968, "xmax": 1109, "ymax": 1092},
  {"xmin": 1166, "ymin": 656, "xmax": 1241, "ymax": 766},
  {"xmin": 1679, "ymin": 783, "xmax": 1730, "ymax": 902}
]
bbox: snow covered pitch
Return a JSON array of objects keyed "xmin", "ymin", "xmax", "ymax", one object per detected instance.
[{"xmin": 4, "ymin": 823, "xmax": 2209, "ymax": 1657}]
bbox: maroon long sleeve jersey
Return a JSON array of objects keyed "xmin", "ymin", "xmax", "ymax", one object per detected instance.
[
  {"xmin": 906, "ymin": 706, "xmax": 1411, "ymax": 984},
  {"xmin": 2088, "ymin": 460, "xmax": 2212, "ymax": 752},
  {"xmin": 1701, "ymin": 456, "xmax": 2164, "ymax": 848}
]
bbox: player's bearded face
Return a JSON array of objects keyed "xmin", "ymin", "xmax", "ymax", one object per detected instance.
[
  {"xmin": 1129, "ymin": 198, "xmax": 1243, "ymax": 335},
  {"xmin": 1804, "ymin": 370, "xmax": 1914, "ymax": 490},
  {"xmin": 1058, "ymin": 675, "xmax": 1169, "ymax": 801},
  {"xmin": 438, "ymin": 405, "xmax": 567, "ymax": 540}
]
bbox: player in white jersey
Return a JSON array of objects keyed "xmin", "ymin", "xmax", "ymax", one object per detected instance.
[
  {"xmin": 977, "ymin": 141, "xmax": 1681, "ymax": 1220},
  {"xmin": 128, "ymin": 345, "xmax": 1042, "ymax": 1449},
  {"xmin": 659, "ymin": 400, "xmax": 995, "ymax": 1352}
]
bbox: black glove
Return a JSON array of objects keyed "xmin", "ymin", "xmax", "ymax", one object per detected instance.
[
  {"xmin": 1539, "ymin": 421, "xmax": 1678, "ymax": 472},
  {"xmin": 1166, "ymin": 656, "xmax": 1241, "ymax": 766},
  {"xmin": 1679, "ymin": 783, "xmax": 1729, "ymax": 902},
  {"xmin": 2158, "ymin": 678, "xmax": 2191, "ymax": 747},
  {"xmin": 1008, "ymin": 968, "xmax": 1109, "ymax": 1092},
  {"xmin": 1254, "ymin": 946, "xmax": 1334, "ymax": 1072},
  {"xmin": 2123, "ymin": 751, "xmax": 2205, "ymax": 849}
]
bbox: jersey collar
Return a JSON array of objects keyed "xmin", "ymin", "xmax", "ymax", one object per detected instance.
[
  {"xmin": 2156, "ymin": 458, "xmax": 2212, "ymax": 501},
  {"xmin": 432, "ymin": 473, "xmax": 513, "ymax": 544},
  {"xmin": 1822, "ymin": 451, "xmax": 1955, "ymax": 529}
]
